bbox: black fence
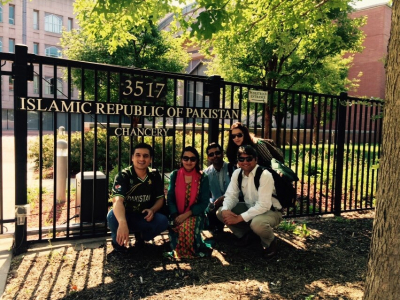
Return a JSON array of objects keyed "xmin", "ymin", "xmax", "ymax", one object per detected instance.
[{"xmin": 0, "ymin": 45, "xmax": 382, "ymax": 252}]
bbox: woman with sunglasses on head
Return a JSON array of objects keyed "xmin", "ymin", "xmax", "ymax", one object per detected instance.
[
  {"xmin": 166, "ymin": 146, "xmax": 213, "ymax": 258},
  {"xmin": 226, "ymin": 122, "xmax": 284, "ymax": 168}
]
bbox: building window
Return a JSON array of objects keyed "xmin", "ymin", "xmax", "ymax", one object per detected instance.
[
  {"xmin": 33, "ymin": 43, "xmax": 39, "ymax": 55},
  {"xmin": 68, "ymin": 18, "xmax": 73, "ymax": 31},
  {"xmin": 45, "ymin": 13, "xmax": 62, "ymax": 34},
  {"xmin": 0, "ymin": 5, "xmax": 3, "ymax": 23},
  {"xmin": 45, "ymin": 45, "xmax": 61, "ymax": 57},
  {"xmin": 9, "ymin": 39, "xmax": 15, "ymax": 53},
  {"xmin": 45, "ymin": 77, "xmax": 63, "ymax": 96},
  {"xmin": 9, "ymin": 5, "xmax": 15, "ymax": 25},
  {"xmin": 33, "ymin": 10, "xmax": 39, "ymax": 30},
  {"xmin": 33, "ymin": 75, "xmax": 39, "ymax": 94},
  {"xmin": 0, "ymin": 37, "xmax": 2, "ymax": 52},
  {"xmin": 9, "ymin": 76, "xmax": 14, "ymax": 91}
]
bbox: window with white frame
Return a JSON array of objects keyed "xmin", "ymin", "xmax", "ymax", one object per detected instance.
[
  {"xmin": 9, "ymin": 5, "xmax": 15, "ymax": 25},
  {"xmin": 9, "ymin": 38, "xmax": 15, "ymax": 53},
  {"xmin": 45, "ymin": 45, "xmax": 61, "ymax": 57},
  {"xmin": 45, "ymin": 13, "xmax": 62, "ymax": 33},
  {"xmin": 0, "ymin": 37, "xmax": 2, "ymax": 52},
  {"xmin": 33, "ymin": 75, "xmax": 39, "ymax": 94},
  {"xmin": 0, "ymin": 5, "xmax": 3, "ymax": 23},
  {"xmin": 33, "ymin": 10, "xmax": 39, "ymax": 30},
  {"xmin": 45, "ymin": 77, "xmax": 63, "ymax": 96},
  {"xmin": 33, "ymin": 42, "xmax": 39, "ymax": 55}
]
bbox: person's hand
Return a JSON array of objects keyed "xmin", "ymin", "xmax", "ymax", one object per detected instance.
[
  {"xmin": 142, "ymin": 209, "xmax": 154, "ymax": 222},
  {"xmin": 221, "ymin": 210, "xmax": 243, "ymax": 225},
  {"xmin": 214, "ymin": 196, "xmax": 224, "ymax": 209},
  {"xmin": 174, "ymin": 211, "xmax": 191, "ymax": 226},
  {"xmin": 116, "ymin": 221, "xmax": 130, "ymax": 247}
]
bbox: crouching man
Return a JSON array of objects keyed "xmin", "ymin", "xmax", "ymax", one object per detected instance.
[
  {"xmin": 107, "ymin": 143, "xmax": 169, "ymax": 252},
  {"xmin": 216, "ymin": 145, "xmax": 283, "ymax": 259}
]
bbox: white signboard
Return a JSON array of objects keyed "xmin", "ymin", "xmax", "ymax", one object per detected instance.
[{"xmin": 248, "ymin": 90, "xmax": 269, "ymax": 103}]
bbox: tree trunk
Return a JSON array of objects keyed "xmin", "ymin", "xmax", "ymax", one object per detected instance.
[
  {"xmin": 263, "ymin": 103, "xmax": 272, "ymax": 139},
  {"xmin": 363, "ymin": 2, "xmax": 400, "ymax": 299}
]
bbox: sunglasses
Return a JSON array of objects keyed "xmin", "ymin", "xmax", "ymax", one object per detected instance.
[
  {"xmin": 182, "ymin": 156, "xmax": 197, "ymax": 162},
  {"xmin": 238, "ymin": 156, "xmax": 254, "ymax": 162},
  {"xmin": 230, "ymin": 133, "xmax": 244, "ymax": 139},
  {"xmin": 208, "ymin": 150, "xmax": 221, "ymax": 157}
]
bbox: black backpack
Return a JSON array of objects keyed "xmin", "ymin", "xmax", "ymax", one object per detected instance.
[{"xmin": 237, "ymin": 165, "xmax": 297, "ymax": 209}]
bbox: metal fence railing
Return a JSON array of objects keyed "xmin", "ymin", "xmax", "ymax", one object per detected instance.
[{"xmin": 1, "ymin": 45, "xmax": 382, "ymax": 252}]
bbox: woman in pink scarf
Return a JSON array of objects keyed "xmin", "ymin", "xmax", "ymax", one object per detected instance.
[{"xmin": 167, "ymin": 146, "xmax": 212, "ymax": 258}]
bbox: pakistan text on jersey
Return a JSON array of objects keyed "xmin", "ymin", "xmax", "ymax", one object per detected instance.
[{"xmin": 127, "ymin": 195, "xmax": 151, "ymax": 202}]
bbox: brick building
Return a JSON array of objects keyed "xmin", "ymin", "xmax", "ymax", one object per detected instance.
[
  {"xmin": 1, "ymin": 0, "xmax": 77, "ymax": 130},
  {"xmin": 348, "ymin": 3, "xmax": 392, "ymax": 99}
]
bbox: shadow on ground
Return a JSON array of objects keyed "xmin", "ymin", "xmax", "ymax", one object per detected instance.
[{"xmin": 2, "ymin": 211, "xmax": 373, "ymax": 300}]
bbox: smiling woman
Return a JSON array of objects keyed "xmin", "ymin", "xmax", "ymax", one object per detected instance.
[
  {"xmin": 226, "ymin": 122, "xmax": 284, "ymax": 168},
  {"xmin": 166, "ymin": 146, "xmax": 213, "ymax": 258}
]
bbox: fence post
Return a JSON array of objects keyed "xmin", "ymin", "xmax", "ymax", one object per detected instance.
[
  {"xmin": 206, "ymin": 75, "xmax": 223, "ymax": 145},
  {"xmin": 13, "ymin": 45, "xmax": 29, "ymax": 254},
  {"xmin": 334, "ymin": 92, "xmax": 347, "ymax": 216}
]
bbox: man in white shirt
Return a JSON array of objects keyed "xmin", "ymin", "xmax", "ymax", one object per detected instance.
[{"xmin": 216, "ymin": 145, "xmax": 283, "ymax": 259}]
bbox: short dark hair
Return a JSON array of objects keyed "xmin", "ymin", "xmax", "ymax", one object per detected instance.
[
  {"xmin": 133, "ymin": 142, "xmax": 154, "ymax": 157},
  {"xmin": 206, "ymin": 142, "xmax": 222, "ymax": 154},
  {"xmin": 237, "ymin": 145, "xmax": 258, "ymax": 158}
]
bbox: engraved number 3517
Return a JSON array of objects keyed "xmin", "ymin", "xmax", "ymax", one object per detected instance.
[{"xmin": 123, "ymin": 80, "xmax": 165, "ymax": 98}]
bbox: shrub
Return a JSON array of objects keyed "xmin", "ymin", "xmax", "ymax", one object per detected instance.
[{"xmin": 28, "ymin": 128, "xmax": 131, "ymax": 175}]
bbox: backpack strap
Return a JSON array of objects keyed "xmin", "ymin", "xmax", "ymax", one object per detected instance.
[
  {"xmin": 238, "ymin": 169, "xmax": 243, "ymax": 191},
  {"xmin": 254, "ymin": 166, "xmax": 265, "ymax": 190},
  {"xmin": 238, "ymin": 166, "xmax": 265, "ymax": 191}
]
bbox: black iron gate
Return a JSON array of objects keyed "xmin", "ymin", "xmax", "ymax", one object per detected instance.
[{"xmin": 1, "ymin": 45, "xmax": 382, "ymax": 253}]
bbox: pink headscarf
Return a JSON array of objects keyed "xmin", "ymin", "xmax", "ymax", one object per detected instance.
[{"xmin": 175, "ymin": 167, "xmax": 201, "ymax": 214}]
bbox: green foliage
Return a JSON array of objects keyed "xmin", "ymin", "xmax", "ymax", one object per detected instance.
[
  {"xmin": 278, "ymin": 220, "xmax": 297, "ymax": 232},
  {"xmin": 287, "ymin": 143, "xmax": 379, "ymax": 200},
  {"xmin": 73, "ymin": 0, "xmax": 186, "ymax": 54},
  {"xmin": 188, "ymin": 0, "xmax": 365, "ymax": 90},
  {"xmin": 293, "ymin": 223, "xmax": 311, "ymax": 238},
  {"xmin": 334, "ymin": 216, "xmax": 350, "ymax": 223},
  {"xmin": 185, "ymin": 0, "xmax": 366, "ymax": 136},
  {"xmin": 28, "ymin": 129, "xmax": 131, "ymax": 175},
  {"xmin": 61, "ymin": 20, "xmax": 190, "ymax": 107}
]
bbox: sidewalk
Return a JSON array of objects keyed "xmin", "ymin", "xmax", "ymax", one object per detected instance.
[
  {"xmin": 0, "ymin": 134, "xmax": 51, "ymax": 298},
  {"xmin": 0, "ymin": 134, "xmax": 78, "ymax": 298},
  {"xmin": 0, "ymin": 135, "xmax": 16, "ymax": 298}
]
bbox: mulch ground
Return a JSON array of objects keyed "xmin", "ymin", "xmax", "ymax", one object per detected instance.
[{"xmin": 3, "ymin": 210, "xmax": 374, "ymax": 300}]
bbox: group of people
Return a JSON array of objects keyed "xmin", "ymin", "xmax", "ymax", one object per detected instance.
[{"xmin": 107, "ymin": 122, "xmax": 285, "ymax": 259}]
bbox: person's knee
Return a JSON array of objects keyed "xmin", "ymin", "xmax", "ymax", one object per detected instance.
[
  {"xmin": 107, "ymin": 210, "xmax": 117, "ymax": 229},
  {"xmin": 250, "ymin": 220, "xmax": 272, "ymax": 236},
  {"xmin": 154, "ymin": 213, "xmax": 169, "ymax": 231}
]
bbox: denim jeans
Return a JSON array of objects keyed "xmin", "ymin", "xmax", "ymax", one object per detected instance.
[{"xmin": 107, "ymin": 209, "xmax": 168, "ymax": 244}]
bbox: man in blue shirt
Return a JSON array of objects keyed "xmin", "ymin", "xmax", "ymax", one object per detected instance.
[{"xmin": 203, "ymin": 142, "xmax": 233, "ymax": 233}]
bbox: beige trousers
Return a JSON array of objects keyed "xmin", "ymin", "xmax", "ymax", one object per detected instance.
[{"xmin": 217, "ymin": 203, "xmax": 283, "ymax": 248}]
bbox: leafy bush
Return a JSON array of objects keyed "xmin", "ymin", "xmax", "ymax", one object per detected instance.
[
  {"xmin": 28, "ymin": 128, "xmax": 212, "ymax": 177},
  {"xmin": 28, "ymin": 128, "xmax": 131, "ymax": 175}
]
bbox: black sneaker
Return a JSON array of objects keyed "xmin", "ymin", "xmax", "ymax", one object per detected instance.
[
  {"xmin": 111, "ymin": 241, "xmax": 128, "ymax": 253},
  {"xmin": 262, "ymin": 237, "xmax": 277, "ymax": 259}
]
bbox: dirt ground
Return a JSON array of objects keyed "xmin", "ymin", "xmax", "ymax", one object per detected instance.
[{"xmin": 3, "ymin": 210, "xmax": 374, "ymax": 300}]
